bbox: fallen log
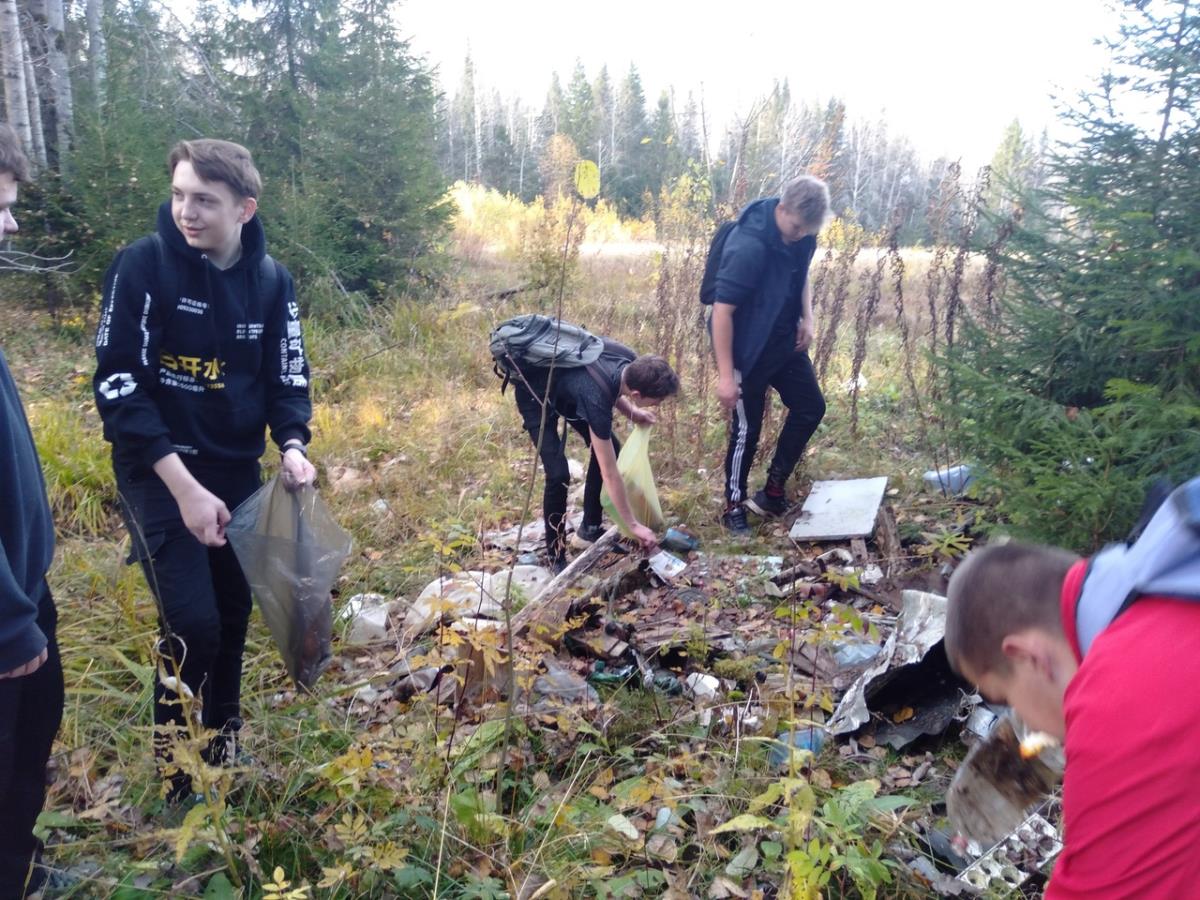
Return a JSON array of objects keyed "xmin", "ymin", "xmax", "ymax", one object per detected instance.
[
  {"xmin": 509, "ymin": 526, "xmax": 621, "ymax": 639},
  {"xmin": 771, "ymin": 560, "xmax": 820, "ymax": 585}
]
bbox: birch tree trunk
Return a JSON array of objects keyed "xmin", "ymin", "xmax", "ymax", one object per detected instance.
[
  {"xmin": 42, "ymin": 0, "xmax": 71, "ymax": 159},
  {"xmin": 21, "ymin": 27, "xmax": 47, "ymax": 170},
  {"xmin": 0, "ymin": 0, "xmax": 34, "ymax": 161},
  {"xmin": 86, "ymin": 0, "xmax": 105, "ymax": 110},
  {"xmin": 472, "ymin": 92, "xmax": 482, "ymax": 183}
]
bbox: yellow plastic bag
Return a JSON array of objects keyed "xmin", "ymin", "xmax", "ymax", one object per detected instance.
[{"xmin": 601, "ymin": 424, "xmax": 664, "ymax": 537}]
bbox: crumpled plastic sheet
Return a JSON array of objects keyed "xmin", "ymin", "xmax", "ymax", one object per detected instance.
[
  {"xmin": 482, "ymin": 511, "xmax": 583, "ymax": 553},
  {"xmin": 827, "ymin": 590, "xmax": 966, "ymax": 738}
]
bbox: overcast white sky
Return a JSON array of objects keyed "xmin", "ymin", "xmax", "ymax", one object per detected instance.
[{"xmin": 396, "ymin": 0, "xmax": 1123, "ymax": 168}]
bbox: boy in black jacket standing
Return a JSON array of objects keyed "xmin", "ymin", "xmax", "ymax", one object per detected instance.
[
  {"xmin": 710, "ymin": 175, "xmax": 830, "ymax": 534},
  {"xmin": 94, "ymin": 140, "xmax": 315, "ymax": 800},
  {"xmin": 0, "ymin": 125, "xmax": 65, "ymax": 898}
]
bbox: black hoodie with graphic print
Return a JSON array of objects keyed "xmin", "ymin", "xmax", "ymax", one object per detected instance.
[{"xmin": 94, "ymin": 202, "xmax": 311, "ymax": 471}]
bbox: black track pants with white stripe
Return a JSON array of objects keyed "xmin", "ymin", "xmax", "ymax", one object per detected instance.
[{"xmin": 724, "ymin": 346, "xmax": 825, "ymax": 505}]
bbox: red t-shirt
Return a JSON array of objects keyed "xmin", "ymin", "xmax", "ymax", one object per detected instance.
[{"xmin": 1047, "ymin": 560, "xmax": 1200, "ymax": 898}]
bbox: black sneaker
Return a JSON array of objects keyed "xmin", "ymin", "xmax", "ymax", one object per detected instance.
[
  {"xmin": 746, "ymin": 489, "xmax": 789, "ymax": 518},
  {"xmin": 570, "ymin": 522, "xmax": 606, "ymax": 549},
  {"xmin": 721, "ymin": 505, "xmax": 751, "ymax": 536}
]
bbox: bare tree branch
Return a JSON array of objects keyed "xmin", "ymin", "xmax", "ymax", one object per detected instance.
[{"xmin": 0, "ymin": 247, "xmax": 76, "ymax": 273}]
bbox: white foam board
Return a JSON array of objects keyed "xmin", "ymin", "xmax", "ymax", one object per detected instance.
[{"xmin": 788, "ymin": 477, "xmax": 888, "ymax": 541}]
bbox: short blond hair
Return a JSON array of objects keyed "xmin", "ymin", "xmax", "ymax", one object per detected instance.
[{"xmin": 780, "ymin": 174, "xmax": 830, "ymax": 229}]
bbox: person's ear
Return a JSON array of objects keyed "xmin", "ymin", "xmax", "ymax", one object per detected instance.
[
  {"xmin": 1001, "ymin": 631, "xmax": 1054, "ymax": 677},
  {"xmin": 1001, "ymin": 632, "xmax": 1037, "ymax": 666},
  {"xmin": 238, "ymin": 196, "xmax": 258, "ymax": 224}
]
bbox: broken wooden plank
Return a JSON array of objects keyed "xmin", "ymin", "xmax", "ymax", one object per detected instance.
[
  {"xmin": 770, "ymin": 560, "xmax": 821, "ymax": 585},
  {"xmin": 786, "ymin": 642, "xmax": 837, "ymax": 680},
  {"xmin": 533, "ymin": 526, "xmax": 620, "ymax": 605},
  {"xmin": 510, "ymin": 527, "xmax": 637, "ymax": 641},
  {"xmin": 634, "ymin": 622, "xmax": 734, "ymax": 656},
  {"xmin": 874, "ymin": 504, "xmax": 901, "ymax": 574},
  {"xmin": 789, "ymin": 477, "xmax": 889, "ymax": 542},
  {"xmin": 565, "ymin": 631, "xmax": 629, "ymax": 660}
]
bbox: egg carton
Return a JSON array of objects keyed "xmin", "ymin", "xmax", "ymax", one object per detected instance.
[{"xmin": 957, "ymin": 810, "xmax": 1062, "ymax": 891}]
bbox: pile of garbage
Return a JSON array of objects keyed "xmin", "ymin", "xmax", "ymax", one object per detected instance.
[{"xmin": 332, "ymin": 474, "xmax": 1062, "ymax": 895}]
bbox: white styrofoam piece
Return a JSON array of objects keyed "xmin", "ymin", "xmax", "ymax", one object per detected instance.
[{"xmin": 788, "ymin": 477, "xmax": 888, "ymax": 541}]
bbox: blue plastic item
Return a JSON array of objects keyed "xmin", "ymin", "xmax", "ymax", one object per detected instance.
[
  {"xmin": 662, "ymin": 527, "xmax": 700, "ymax": 553},
  {"xmin": 769, "ymin": 726, "xmax": 827, "ymax": 769},
  {"xmin": 923, "ymin": 464, "xmax": 975, "ymax": 496}
]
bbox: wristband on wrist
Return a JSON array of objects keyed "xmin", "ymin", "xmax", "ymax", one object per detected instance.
[{"xmin": 282, "ymin": 442, "xmax": 308, "ymax": 458}]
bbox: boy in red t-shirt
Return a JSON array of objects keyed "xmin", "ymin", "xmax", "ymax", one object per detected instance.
[{"xmin": 945, "ymin": 541, "xmax": 1200, "ymax": 898}]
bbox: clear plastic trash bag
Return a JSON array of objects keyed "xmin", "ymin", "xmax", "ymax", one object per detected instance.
[
  {"xmin": 226, "ymin": 476, "xmax": 353, "ymax": 690},
  {"xmin": 601, "ymin": 424, "xmax": 665, "ymax": 537}
]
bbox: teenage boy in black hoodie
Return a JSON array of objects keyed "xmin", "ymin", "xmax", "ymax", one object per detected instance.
[
  {"xmin": 94, "ymin": 140, "xmax": 315, "ymax": 800},
  {"xmin": 0, "ymin": 125, "xmax": 65, "ymax": 898},
  {"xmin": 709, "ymin": 174, "xmax": 830, "ymax": 535}
]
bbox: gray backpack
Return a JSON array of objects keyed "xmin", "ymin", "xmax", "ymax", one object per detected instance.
[
  {"xmin": 490, "ymin": 314, "xmax": 611, "ymax": 398},
  {"xmin": 1074, "ymin": 476, "xmax": 1200, "ymax": 655}
]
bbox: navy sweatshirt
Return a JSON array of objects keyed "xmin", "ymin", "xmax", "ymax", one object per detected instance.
[
  {"xmin": 0, "ymin": 348, "xmax": 54, "ymax": 671},
  {"xmin": 94, "ymin": 203, "xmax": 311, "ymax": 470},
  {"xmin": 714, "ymin": 197, "xmax": 818, "ymax": 375}
]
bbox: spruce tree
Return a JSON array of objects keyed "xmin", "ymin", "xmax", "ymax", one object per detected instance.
[
  {"xmin": 611, "ymin": 64, "xmax": 648, "ymax": 216},
  {"xmin": 220, "ymin": 0, "xmax": 448, "ymax": 299},
  {"xmin": 948, "ymin": 0, "xmax": 1200, "ymax": 549},
  {"xmin": 562, "ymin": 60, "xmax": 595, "ymax": 161}
]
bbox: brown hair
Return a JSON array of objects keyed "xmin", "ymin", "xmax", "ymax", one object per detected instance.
[
  {"xmin": 0, "ymin": 125, "xmax": 30, "ymax": 182},
  {"xmin": 945, "ymin": 542, "xmax": 1080, "ymax": 677},
  {"xmin": 623, "ymin": 355, "xmax": 680, "ymax": 400},
  {"xmin": 780, "ymin": 174, "xmax": 830, "ymax": 229},
  {"xmin": 168, "ymin": 139, "xmax": 262, "ymax": 199}
]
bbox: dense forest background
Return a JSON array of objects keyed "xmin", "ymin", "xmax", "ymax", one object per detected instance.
[
  {"xmin": 0, "ymin": 0, "xmax": 1045, "ymax": 300},
  {"xmin": 434, "ymin": 54, "xmax": 1046, "ymax": 243}
]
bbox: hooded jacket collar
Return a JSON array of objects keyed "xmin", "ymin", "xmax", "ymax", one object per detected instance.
[
  {"xmin": 735, "ymin": 197, "xmax": 791, "ymax": 256},
  {"xmin": 155, "ymin": 201, "xmax": 267, "ymax": 272}
]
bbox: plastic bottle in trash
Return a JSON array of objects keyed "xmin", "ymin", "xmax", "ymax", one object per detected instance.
[
  {"xmin": 651, "ymin": 671, "xmax": 684, "ymax": 696},
  {"xmin": 769, "ymin": 726, "xmax": 827, "ymax": 769},
  {"xmin": 662, "ymin": 527, "xmax": 700, "ymax": 553},
  {"xmin": 923, "ymin": 464, "xmax": 974, "ymax": 495},
  {"xmin": 831, "ymin": 639, "xmax": 882, "ymax": 669},
  {"xmin": 588, "ymin": 660, "xmax": 637, "ymax": 685}
]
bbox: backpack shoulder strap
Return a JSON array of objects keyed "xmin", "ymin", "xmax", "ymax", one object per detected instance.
[
  {"xmin": 584, "ymin": 362, "xmax": 615, "ymax": 405},
  {"xmin": 586, "ymin": 340, "xmax": 635, "ymax": 406},
  {"xmin": 259, "ymin": 253, "xmax": 281, "ymax": 306}
]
